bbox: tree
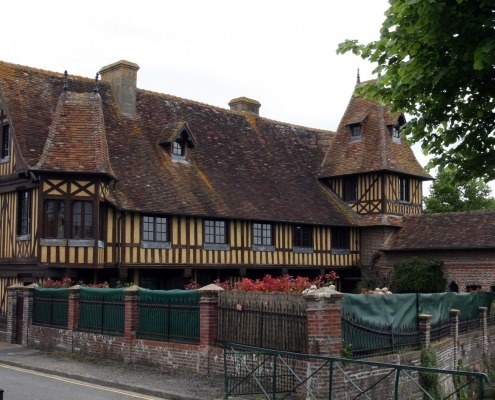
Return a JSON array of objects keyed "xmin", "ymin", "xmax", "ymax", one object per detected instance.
[
  {"xmin": 394, "ymin": 259, "xmax": 446, "ymax": 293},
  {"xmin": 337, "ymin": 0, "xmax": 495, "ymax": 183},
  {"xmin": 424, "ymin": 166, "xmax": 495, "ymax": 213}
]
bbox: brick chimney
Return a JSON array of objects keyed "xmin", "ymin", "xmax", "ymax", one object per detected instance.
[
  {"xmin": 99, "ymin": 60, "xmax": 140, "ymax": 117},
  {"xmin": 228, "ymin": 97, "xmax": 261, "ymax": 116}
]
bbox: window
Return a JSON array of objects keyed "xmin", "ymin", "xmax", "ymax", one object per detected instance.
[
  {"xmin": 172, "ymin": 139, "xmax": 185, "ymax": 157},
  {"xmin": 1, "ymin": 124, "xmax": 9, "ymax": 159},
  {"xmin": 142, "ymin": 215, "xmax": 169, "ymax": 242},
  {"xmin": 293, "ymin": 225, "xmax": 312, "ymax": 248},
  {"xmin": 331, "ymin": 227, "xmax": 350, "ymax": 251},
  {"xmin": 349, "ymin": 124, "xmax": 362, "ymax": 141},
  {"xmin": 171, "ymin": 130, "xmax": 191, "ymax": 161},
  {"xmin": 17, "ymin": 190, "xmax": 31, "ymax": 237},
  {"xmin": 72, "ymin": 201, "xmax": 93, "ymax": 239},
  {"xmin": 343, "ymin": 176, "xmax": 357, "ymax": 202},
  {"xmin": 253, "ymin": 222, "xmax": 273, "ymax": 246},
  {"xmin": 43, "ymin": 200, "xmax": 65, "ymax": 239},
  {"xmin": 204, "ymin": 219, "xmax": 227, "ymax": 245},
  {"xmin": 391, "ymin": 125, "xmax": 401, "ymax": 143},
  {"xmin": 99, "ymin": 203, "xmax": 106, "ymax": 241},
  {"xmin": 399, "ymin": 177, "xmax": 410, "ymax": 202}
]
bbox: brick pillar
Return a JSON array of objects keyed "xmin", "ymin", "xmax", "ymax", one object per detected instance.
[
  {"xmin": 6, "ymin": 284, "xmax": 24, "ymax": 344},
  {"xmin": 67, "ymin": 286, "xmax": 81, "ymax": 331},
  {"xmin": 451, "ymin": 309, "xmax": 460, "ymax": 368},
  {"xmin": 304, "ymin": 287, "xmax": 343, "ymax": 356},
  {"xmin": 124, "ymin": 285, "xmax": 140, "ymax": 343},
  {"xmin": 304, "ymin": 287, "xmax": 343, "ymax": 399},
  {"xmin": 418, "ymin": 314, "xmax": 432, "ymax": 348},
  {"xmin": 21, "ymin": 285, "xmax": 36, "ymax": 347},
  {"xmin": 123, "ymin": 285, "xmax": 140, "ymax": 364},
  {"xmin": 479, "ymin": 307, "xmax": 488, "ymax": 356},
  {"xmin": 198, "ymin": 284, "xmax": 224, "ymax": 347}
]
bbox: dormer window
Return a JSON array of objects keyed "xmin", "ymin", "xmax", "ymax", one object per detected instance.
[
  {"xmin": 172, "ymin": 134, "xmax": 186, "ymax": 158},
  {"xmin": 159, "ymin": 121, "xmax": 196, "ymax": 163},
  {"xmin": 391, "ymin": 125, "xmax": 401, "ymax": 143},
  {"xmin": 349, "ymin": 124, "xmax": 362, "ymax": 141}
]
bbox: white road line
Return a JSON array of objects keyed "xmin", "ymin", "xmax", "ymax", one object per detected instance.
[{"xmin": 0, "ymin": 364, "xmax": 164, "ymax": 399}]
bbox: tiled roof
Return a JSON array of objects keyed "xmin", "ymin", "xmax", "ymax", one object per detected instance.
[
  {"xmin": 383, "ymin": 211, "xmax": 495, "ymax": 250},
  {"xmin": 319, "ymin": 86, "xmax": 432, "ymax": 180},
  {"xmin": 0, "ymin": 60, "xmax": 358, "ymax": 226},
  {"xmin": 34, "ymin": 91, "xmax": 115, "ymax": 177}
]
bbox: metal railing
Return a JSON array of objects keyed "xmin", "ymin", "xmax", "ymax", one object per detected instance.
[
  {"xmin": 78, "ymin": 289, "xmax": 124, "ymax": 336},
  {"xmin": 341, "ymin": 314, "xmax": 420, "ymax": 358},
  {"xmin": 32, "ymin": 289, "xmax": 69, "ymax": 328},
  {"xmin": 223, "ymin": 343, "xmax": 488, "ymax": 400},
  {"xmin": 137, "ymin": 301, "xmax": 199, "ymax": 344}
]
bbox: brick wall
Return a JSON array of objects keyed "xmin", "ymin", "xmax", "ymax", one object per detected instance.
[
  {"xmin": 9, "ymin": 285, "xmax": 495, "ymax": 399},
  {"xmin": 378, "ymin": 249, "xmax": 495, "ymax": 292}
]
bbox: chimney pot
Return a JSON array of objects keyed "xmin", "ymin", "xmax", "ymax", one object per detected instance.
[
  {"xmin": 228, "ymin": 97, "xmax": 261, "ymax": 116},
  {"xmin": 99, "ymin": 60, "xmax": 140, "ymax": 117}
]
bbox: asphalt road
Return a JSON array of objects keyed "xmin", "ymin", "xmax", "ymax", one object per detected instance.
[{"xmin": 0, "ymin": 363, "xmax": 164, "ymax": 400}]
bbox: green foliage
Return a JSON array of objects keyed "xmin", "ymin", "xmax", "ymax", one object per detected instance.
[
  {"xmin": 454, "ymin": 361, "xmax": 478, "ymax": 400},
  {"xmin": 340, "ymin": 340, "xmax": 353, "ymax": 359},
  {"xmin": 419, "ymin": 347, "xmax": 441, "ymax": 400},
  {"xmin": 394, "ymin": 259, "xmax": 446, "ymax": 293},
  {"xmin": 424, "ymin": 166, "xmax": 495, "ymax": 213},
  {"xmin": 337, "ymin": 0, "xmax": 495, "ymax": 182}
]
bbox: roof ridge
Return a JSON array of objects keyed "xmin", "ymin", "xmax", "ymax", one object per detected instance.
[
  {"xmin": 0, "ymin": 60, "xmax": 94, "ymax": 84},
  {"xmin": 137, "ymin": 88, "xmax": 333, "ymax": 134}
]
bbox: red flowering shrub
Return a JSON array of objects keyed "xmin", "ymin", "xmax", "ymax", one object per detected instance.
[
  {"xmin": 233, "ymin": 273, "xmax": 339, "ymax": 293},
  {"xmin": 41, "ymin": 277, "xmax": 109, "ymax": 288},
  {"xmin": 41, "ymin": 277, "xmax": 74, "ymax": 288}
]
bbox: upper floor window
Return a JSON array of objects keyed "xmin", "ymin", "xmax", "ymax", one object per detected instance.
[
  {"xmin": 142, "ymin": 215, "xmax": 169, "ymax": 242},
  {"xmin": 159, "ymin": 122, "xmax": 197, "ymax": 163},
  {"xmin": 204, "ymin": 219, "xmax": 228, "ymax": 245},
  {"xmin": 343, "ymin": 176, "xmax": 357, "ymax": 202},
  {"xmin": 349, "ymin": 124, "xmax": 362, "ymax": 141},
  {"xmin": 293, "ymin": 224, "xmax": 312, "ymax": 248},
  {"xmin": 399, "ymin": 176, "xmax": 410, "ymax": 202},
  {"xmin": 253, "ymin": 222, "xmax": 273, "ymax": 246},
  {"xmin": 17, "ymin": 190, "xmax": 31, "ymax": 237},
  {"xmin": 172, "ymin": 139, "xmax": 185, "ymax": 157},
  {"xmin": 331, "ymin": 227, "xmax": 350, "ymax": 252},
  {"xmin": 1, "ymin": 124, "xmax": 9, "ymax": 160},
  {"xmin": 72, "ymin": 201, "xmax": 93, "ymax": 239},
  {"xmin": 391, "ymin": 125, "xmax": 401, "ymax": 143},
  {"xmin": 43, "ymin": 200, "xmax": 65, "ymax": 239}
]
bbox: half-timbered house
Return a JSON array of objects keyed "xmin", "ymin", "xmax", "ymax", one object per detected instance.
[{"xmin": 0, "ymin": 59, "xmax": 439, "ymax": 308}]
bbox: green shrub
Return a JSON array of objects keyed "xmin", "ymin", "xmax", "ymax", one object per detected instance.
[
  {"xmin": 394, "ymin": 259, "xmax": 446, "ymax": 293},
  {"xmin": 419, "ymin": 347, "xmax": 441, "ymax": 400}
]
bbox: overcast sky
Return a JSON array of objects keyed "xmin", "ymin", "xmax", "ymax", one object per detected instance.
[{"xmin": 4, "ymin": 0, "xmax": 431, "ymax": 169}]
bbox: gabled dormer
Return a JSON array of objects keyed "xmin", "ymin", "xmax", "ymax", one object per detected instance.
[
  {"xmin": 319, "ymin": 81, "xmax": 432, "ymax": 216},
  {"xmin": 159, "ymin": 121, "xmax": 196, "ymax": 163}
]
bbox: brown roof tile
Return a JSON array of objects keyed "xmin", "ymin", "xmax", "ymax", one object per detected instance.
[
  {"xmin": 34, "ymin": 91, "xmax": 115, "ymax": 178},
  {"xmin": 0, "ymin": 60, "xmax": 357, "ymax": 226},
  {"xmin": 319, "ymin": 88, "xmax": 432, "ymax": 180},
  {"xmin": 383, "ymin": 211, "xmax": 495, "ymax": 250}
]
